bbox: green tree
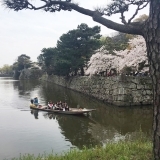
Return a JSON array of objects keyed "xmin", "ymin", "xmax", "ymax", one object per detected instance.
[
  {"xmin": 18, "ymin": 54, "xmax": 31, "ymax": 69},
  {"xmin": 0, "ymin": 64, "xmax": 13, "ymax": 75},
  {"xmin": 3, "ymin": 0, "xmax": 160, "ymax": 159},
  {"xmin": 38, "ymin": 48, "xmax": 58, "ymax": 75},
  {"xmin": 101, "ymin": 32, "xmax": 135, "ymax": 55},
  {"xmin": 13, "ymin": 54, "xmax": 32, "ymax": 79},
  {"xmin": 56, "ymin": 23, "xmax": 101, "ymax": 76},
  {"xmin": 37, "ymin": 24, "xmax": 100, "ymax": 76}
]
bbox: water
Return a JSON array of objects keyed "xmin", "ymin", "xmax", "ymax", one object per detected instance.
[{"xmin": 0, "ymin": 77, "xmax": 153, "ymax": 160}]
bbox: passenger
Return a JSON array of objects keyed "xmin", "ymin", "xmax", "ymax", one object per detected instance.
[
  {"xmin": 58, "ymin": 101, "xmax": 63, "ymax": 110},
  {"xmin": 48, "ymin": 101, "xmax": 53, "ymax": 109},
  {"xmin": 52, "ymin": 103, "xmax": 55, "ymax": 110},
  {"xmin": 62, "ymin": 102, "xmax": 65, "ymax": 111},
  {"xmin": 65, "ymin": 102, "xmax": 69, "ymax": 111},
  {"xmin": 54, "ymin": 103, "xmax": 59, "ymax": 110}
]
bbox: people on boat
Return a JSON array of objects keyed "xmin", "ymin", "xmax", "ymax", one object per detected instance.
[
  {"xmin": 33, "ymin": 96, "xmax": 39, "ymax": 106},
  {"xmin": 64, "ymin": 102, "xmax": 69, "ymax": 111},
  {"xmin": 30, "ymin": 99, "xmax": 34, "ymax": 104},
  {"xmin": 55, "ymin": 101, "xmax": 62, "ymax": 110},
  {"xmin": 55, "ymin": 102, "xmax": 62, "ymax": 110},
  {"xmin": 52, "ymin": 103, "xmax": 55, "ymax": 110},
  {"xmin": 31, "ymin": 98, "xmax": 70, "ymax": 111},
  {"xmin": 30, "ymin": 99, "xmax": 36, "ymax": 108},
  {"xmin": 30, "ymin": 97, "xmax": 43, "ymax": 108},
  {"xmin": 47, "ymin": 101, "xmax": 54, "ymax": 109},
  {"xmin": 58, "ymin": 101, "xmax": 63, "ymax": 110}
]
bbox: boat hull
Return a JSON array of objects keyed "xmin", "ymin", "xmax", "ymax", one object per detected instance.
[{"xmin": 30, "ymin": 106, "xmax": 96, "ymax": 115}]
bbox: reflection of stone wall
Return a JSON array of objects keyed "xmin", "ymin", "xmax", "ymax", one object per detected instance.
[
  {"xmin": 46, "ymin": 75, "xmax": 153, "ymax": 106},
  {"xmin": 19, "ymin": 69, "xmax": 43, "ymax": 80}
]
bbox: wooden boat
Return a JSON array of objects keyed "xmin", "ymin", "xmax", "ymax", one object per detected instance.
[{"xmin": 30, "ymin": 105, "xmax": 96, "ymax": 115}]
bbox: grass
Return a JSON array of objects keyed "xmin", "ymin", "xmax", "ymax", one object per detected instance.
[{"xmin": 10, "ymin": 139, "xmax": 153, "ymax": 160}]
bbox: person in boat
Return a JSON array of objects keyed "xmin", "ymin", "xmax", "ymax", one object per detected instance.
[
  {"xmin": 33, "ymin": 96, "xmax": 39, "ymax": 106},
  {"xmin": 64, "ymin": 102, "xmax": 69, "ymax": 111},
  {"xmin": 30, "ymin": 99, "xmax": 36, "ymax": 108},
  {"xmin": 47, "ymin": 101, "xmax": 54, "ymax": 109},
  {"xmin": 54, "ymin": 102, "xmax": 60, "ymax": 110},
  {"xmin": 61, "ymin": 102, "xmax": 66, "ymax": 111},
  {"xmin": 56, "ymin": 101, "xmax": 62, "ymax": 110},
  {"xmin": 52, "ymin": 103, "xmax": 55, "ymax": 110},
  {"xmin": 59, "ymin": 101, "xmax": 63, "ymax": 110},
  {"xmin": 30, "ymin": 99, "xmax": 34, "ymax": 104}
]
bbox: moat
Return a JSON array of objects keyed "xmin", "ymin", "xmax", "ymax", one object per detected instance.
[{"xmin": 0, "ymin": 77, "xmax": 152, "ymax": 160}]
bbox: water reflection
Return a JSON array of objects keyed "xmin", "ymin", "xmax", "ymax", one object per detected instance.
[
  {"xmin": 31, "ymin": 109, "xmax": 39, "ymax": 119},
  {"xmin": 30, "ymin": 109, "xmax": 100, "ymax": 148},
  {"xmin": 17, "ymin": 80, "xmax": 153, "ymax": 142},
  {"xmin": 30, "ymin": 105, "xmax": 152, "ymax": 150},
  {"xmin": 13, "ymin": 80, "xmax": 41, "ymax": 96},
  {"xmin": 40, "ymin": 81, "xmax": 152, "ymax": 132}
]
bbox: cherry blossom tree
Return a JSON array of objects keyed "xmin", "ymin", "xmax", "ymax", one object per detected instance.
[
  {"xmin": 85, "ymin": 36, "xmax": 147, "ymax": 75},
  {"xmin": 2, "ymin": 0, "xmax": 160, "ymax": 159}
]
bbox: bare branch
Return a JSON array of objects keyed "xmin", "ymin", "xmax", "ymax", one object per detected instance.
[
  {"xmin": 120, "ymin": 12, "xmax": 127, "ymax": 24},
  {"xmin": 128, "ymin": 4, "xmax": 140, "ymax": 24},
  {"xmin": 128, "ymin": 1, "xmax": 149, "ymax": 24},
  {"xmin": 102, "ymin": 0, "xmax": 150, "ymax": 24}
]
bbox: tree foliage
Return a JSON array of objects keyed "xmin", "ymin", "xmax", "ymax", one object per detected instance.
[
  {"xmin": 38, "ymin": 23, "xmax": 101, "ymax": 76},
  {"xmin": 13, "ymin": 54, "xmax": 32, "ymax": 79},
  {"xmin": 14, "ymin": 54, "xmax": 32, "ymax": 69},
  {"xmin": 0, "ymin": 64, "xmax": 13, "ymax": 75},
  {"xmin": 102, "ymin": 32, "xmax": 136, "ymax": 54},
  {"xmin": 56, "ymin": 23, "xmax": 101, "ymax": 76},
  {"xmin": 85, "ymin": 36, "xmax": 147, "ymax": 76},
  {"xmin": 38, "ymin": 48, "xmax": 58, "ymax": 75}
]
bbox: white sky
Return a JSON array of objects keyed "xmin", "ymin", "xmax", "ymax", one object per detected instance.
[{"xmin": 0, "ymin": 0, "xmax": 149, "ymax": 67}]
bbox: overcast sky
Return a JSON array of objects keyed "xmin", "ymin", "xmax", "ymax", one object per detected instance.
[{"xmin": 0, "ymin": 0, "xmax": 149, "ymax": 67}]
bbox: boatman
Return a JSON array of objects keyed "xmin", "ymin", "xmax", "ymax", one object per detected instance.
[{"xmin": 33, "ymin": 96, "xmax": 39, "ymax": 106}]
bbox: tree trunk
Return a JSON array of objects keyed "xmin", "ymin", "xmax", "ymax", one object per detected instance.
[{"xmin": 144, "ymin": 1, "xmax": 160, "ymax": 159}]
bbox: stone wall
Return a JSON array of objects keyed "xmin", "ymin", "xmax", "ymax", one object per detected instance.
[{"xmin": 46, "ymin": 75, "xmax": 153, "ymax": 107}]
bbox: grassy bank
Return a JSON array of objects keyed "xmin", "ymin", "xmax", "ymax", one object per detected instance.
[{"xmin": 11, "ymin": 139, "xmax": 153, "ymax": 160}]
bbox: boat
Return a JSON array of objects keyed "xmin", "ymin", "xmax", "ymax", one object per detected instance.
[{"xmin": 30, "ymin": 105, "xmax": 96, "ymax": 115}]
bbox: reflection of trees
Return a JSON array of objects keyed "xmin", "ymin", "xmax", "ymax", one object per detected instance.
[
  {"xmin": 40, "ymin": 82, "xmax": 152, "ymax": 141},
  {"xmin": 40, "ymin": 111, "xmax": 101, "ymax": 148},
  {"xmin": 13, "ymin": 80, "xmax": 41, "ymax": 96},
  {"xmin": 55, "ymin": 114, "xmax": 100, "ymax": 149},
  {"xmin": 2, "ymin": 77, "xmax": 152, "ymax": 149},
  {"xmin": 92, "ymin": 106, "xmax": 152, "ymax": 136},
  {"xmin": 87, "ymin": 106, "xmax": 153, "ymax": 145},
  {"xmin": 40, "ymin": 82, "xmax": 100, "ymax": 109},
  {"xmin": 27, "ymin": 81, "xmax": 152, "ymax": 148}
]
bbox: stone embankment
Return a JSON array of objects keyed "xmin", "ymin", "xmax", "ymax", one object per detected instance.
[{"xmin": 45, "ymin": 74, "xmax": 153, "ymax": 107}]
